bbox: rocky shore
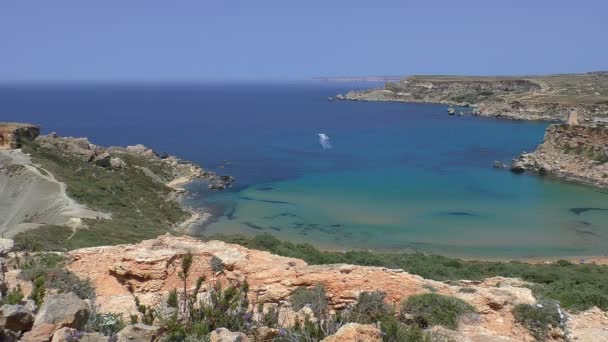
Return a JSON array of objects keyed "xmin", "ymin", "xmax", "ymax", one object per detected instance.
[
  {"xmin": 338, "ymin": 73, "xmax": 608, "ymax": 123},
  {"xmin": 0, "ymin": 124, "xmax": 235, "ymax": 243},
  {"xmin": 510, "ymin": 124, "xmax": 608, "ymax": 188}
]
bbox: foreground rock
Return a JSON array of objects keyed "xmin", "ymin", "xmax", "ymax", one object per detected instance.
[
  {"xmin": 0, "ymin": 304, "xmax": 35, "ymax": 333},
  {"xmin": 210, "ymin": 328, "xmax": 250, "ymax": 342},
  {"xmin": 66, "ymin": 235, "xmax": 543, "ymax": 341},
  {"xmin": 22, "ymin": 293, "xmax": 90, "ymax": 342},
  {"xmin": 0, "ymin": 123, "xmax": 40, "ymax": 149},
  {"xmin": 321, "ymin": 323, "xmax": 382, "ymax": 342},
  {"xmin": 116, "ymin": 324, "xmax": 158, "ymax": 342}
]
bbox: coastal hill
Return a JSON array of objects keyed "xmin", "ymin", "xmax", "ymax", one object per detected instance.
[{"xmin": 339, "ymin": 72, "xmax": 608, "ymax": 123}]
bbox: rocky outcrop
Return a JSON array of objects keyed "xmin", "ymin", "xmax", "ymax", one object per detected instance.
[
  {"xmin": 65, "ymin": 234, "xmax": 550, "ymax": 341},
  {"xmin": 116, "ymin": 324, "xmax": 158, "ymax": 342},
  {"xmin": 340, "ymin": 74, "xmax": 608, "ymax": 123},
  {"xmin": 515, "ymin": 124, "xmax": 608, "ymax": 188},
  {"xmin": 320, "ymin": 323, "xmax": 382, "ymax": 342},
  {"xmin": 210, "ymin": 328, "xmax": 250, "ymax": 342},
  {"xmin": 22, "ymin": 293, "xmax": 90, "ymax": 342},
  {"xmin": 0, "ymin": 304, "xmax": 35, "ymax": 333},
  {"xmin": 0, "ymin": 123, "xmax": 40, "ymax": 149}
]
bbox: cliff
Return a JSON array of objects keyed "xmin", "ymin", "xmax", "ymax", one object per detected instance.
[
  {"xmin": 0, "ymin": 123, "xmax": 40, "ymax": 149},
  {"xmin": 515, "ymin": 124, "xmax": 608, "ymax": 188},
  {"xmin": 1, "ymin": 235, "xmax": 605, "ymax": 341},
  {"xmin": 339, "ymin": 73, "xmax": 608, "ymax": 122}
]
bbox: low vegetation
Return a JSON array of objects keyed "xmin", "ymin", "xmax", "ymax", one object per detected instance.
[
  {"xmin": 13, "ymin": 140, "xmax": 189, "ymax": 250},
  {"xmin": 402, "ymin": 293, "xmax": 475, "ymax": 329},
  {"xmin": 513, "ymin": 300, "xmax": 562, "ymax": 341},
  {"xmin": 214, "ymin": 233, "xmax": 608, "ymax": 312}
]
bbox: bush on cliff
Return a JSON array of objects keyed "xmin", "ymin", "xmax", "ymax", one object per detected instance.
[
  {"xmin": 513, "ymin": 301, "xmax": 562, "ymax": 341},
  {"xmin": 402, "ymin": 293, "xmax": 475, "ymax": 330}
]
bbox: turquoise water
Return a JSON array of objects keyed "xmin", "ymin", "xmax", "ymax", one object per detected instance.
[{"xmin": 2, "ymin": 83, "xmax": 607, "ymax": 258}]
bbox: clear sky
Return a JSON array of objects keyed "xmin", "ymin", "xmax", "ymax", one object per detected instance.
[{"xmin": 1, "ymin": 0, "xmax": 606, "ymax": 81}]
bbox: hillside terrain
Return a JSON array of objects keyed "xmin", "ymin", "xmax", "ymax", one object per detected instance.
[
  {"xmin": 339, "ymin": 73, "xmax": 608, "ymax": 122},
  {"xmin": 1, "ymin": 235, "xmax": 607, "ymax": 341}
]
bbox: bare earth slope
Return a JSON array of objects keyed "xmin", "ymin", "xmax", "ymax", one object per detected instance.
[
  {"xmin": 0, "ymin": 149, "xmax": 110, "ymax": 237},
  {"xmin": 340, "ymin": 73, "xmax": 608, "ymax": 122}
]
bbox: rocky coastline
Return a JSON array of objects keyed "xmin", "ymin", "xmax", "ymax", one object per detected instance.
[
  {"xmin": 338, "ymin": 74, "xmax": 608, "ymax": 122},
  {"xmin": 338, "ymin": 73, "xmax": 608, "ymax": 189},
  {"xmin": 0, "ymin": 123, "xmax": 235, "ymax": 241}
]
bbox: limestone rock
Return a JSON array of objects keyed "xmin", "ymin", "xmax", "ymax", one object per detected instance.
[
  {"xmin": 51, "ymin": 327, "xmax": 109, "ymax": 342},
  {"xmin": 321, "ymin": 323, "xmax": 382, "ymax": 342},
  {"xmin": 93, "ymin": 152, "xmax": 112, "ymax": 168},
  {"xmin": 0, "ymin": 123, "xmax": 40, "ymax": 149},
  {"xmin": 0, "ymin": 304, "xmax": 35, "ymax": 333},
  {"xmin": 110, "ymin": 157, "xmax": 126, "ymax": 169},
  {"xmin": 252, "ymin": 326, "xmax": 279, "ymax": 341},
  {"xmin": 116, "ymin": 324, "xmax": 159, "ymax": 342},
  {"xmin": 22, "ymin": 292, "xmax": 90, "ymax": 342},
  {"xmin": 0, "ymin": 238, "xmax": 14, "ymax": 255},
  {"xmin": 209, "ymin": 328, "xmax": 250, "ymax": 342},
  {"xmin": 510, "ymin": 161, "xmax": 526, "ymax": 173}
]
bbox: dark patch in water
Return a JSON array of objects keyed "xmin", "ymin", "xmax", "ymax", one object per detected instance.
[
  {"xmin": 243, "ymin": 222, "xmax": 264, "ymax": 230},
  {"xmin": 256, "ymin": 186, "xmax": 274, "ymax": 192},
  {"xmin": 569, "ymin": 207, "xmax": 608, "ymax": 215},
  {"xmin": 269, "ymin": 226, "xmax": 281, "ymax": 231},
  {"xmin": 440, "ymin": 211, "xmax": 477, "ymax": 217},
  {"xmin": 241, "ymin": 196, "xmax": 295, "ymax": 205},
  {"xmin": 330, "ymin": 224, "xmax": 342, "ymax": 228},
  {"xmin": 265, "ymin": 212, "xmax": 298, "ymax": 220}
]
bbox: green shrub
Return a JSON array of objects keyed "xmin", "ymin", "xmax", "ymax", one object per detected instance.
[
  {"xmin": 513, "ymin": 301, "xmax": 561, "ymax": 340},
  {"xmin": 402, "ymin": 293, "xmax": 474, "ymax": 329},
  {"xmin": 29, "ymin": 276, "xmax": 46, "ymax": 306},
  {"xmin": 87, "ymin": 311, "xmax": 126, "ymax": 337},
  {"xmin": 167, "ymin": 288, "xmax": 179, "ymax": 308},
  {"xmin": 4, "ymin": 286, "xmax": 24, "ymax": 305},
  {"xmin": 290, "ymin": 284, "xmax": 329, "ymax": 319}
]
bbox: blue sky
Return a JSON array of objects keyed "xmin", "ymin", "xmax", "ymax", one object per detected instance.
[{"xmin": 1, "ymin": 0, "xmax": 606, "ymax": 81}]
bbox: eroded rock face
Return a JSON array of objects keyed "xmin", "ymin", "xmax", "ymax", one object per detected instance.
[
  {"xmin": 0, "ymin": 123, "xmax": 40, "ymax": 149},
  {"xmin": 524, "ymin": 124, "xmax": 608, "ymax": 188},
  {"xmin": 65, "ymin": 235, "xmax": 545, "ymax": 341},
  {"xmin": 116, "ymin": 324, "xmax": 159, "ymax": 342}
]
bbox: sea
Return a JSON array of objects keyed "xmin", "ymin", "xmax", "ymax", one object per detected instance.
[{"xmin": 2, "ymin": 82, "xmax": 607, "ymax": 259}]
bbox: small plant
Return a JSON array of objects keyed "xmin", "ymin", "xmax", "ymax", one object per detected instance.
[
  {"xmin": 513, "ymin": 301, "xmax": 562, "ymax": 341},
  {"xmin": 167, "ymin": 288, "xmax": 179, "ymax": 308},
  {"xmin": 178, "ymin": 251, "xmax": 194, "ymax": 313},
  {"xmin": 5, "ymin": 285, "xmax": 24, "ymax": 305},
  {"xmin": 87, "ymin": 310, "xmax": 126, "ymax": 337},
  {"xmin": 134, "ymin": 296, "xmax": 155, "ymax": 325},
  {"xmin": 290, "ymin": 284, "xmax": 329, "ymax": 319},
  {"xmin": 29, "ymin": 276, "xmax": 46, "ymax": 306},
  {"xmin": 402, "ymin": 293, "xmax": 474, "ymax": 329}
]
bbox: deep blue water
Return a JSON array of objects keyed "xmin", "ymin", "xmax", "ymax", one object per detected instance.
[{"xmin": 2, "ymin": 82, "xmax": 608, "ymax": 258}]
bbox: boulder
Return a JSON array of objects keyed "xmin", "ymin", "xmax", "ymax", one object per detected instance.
[
  {"xmin": 0, "ymin": 304, "xmax": 35, "ymax": 332},
  {"xmin": 321, "ymin": 323, "xmax": 382, "ymax": 342},
  {"xmin": 22, "ymin": 293, "xmax": 90, "ymax": 342},
  {"xmin": 510, "ymin": 161, "xmax": 526, "ymax": 173},
  {"xmin": 210, "ymin": 328, "xmax": 250, "ymax": 342},
  {"xmin": 94, "ymin": 152, "xmax": 112, "ymax": 168},
  {"xmin": 0, "ymin": 328, "xmax": 20, "ymax": 342},
  {"xmin": 116, "ymin": 324, "xmax": 159, "ymax": 342},
  {"xmin": 252, "ymin": 326, "xmax": 279, "ymax": 341},
  {"xmin": 0, "ymin": 238, "xmax": 14, "ymax": 255},
  {"xmin": 51, "ymin": 327, "xmax": 109, "ymax": 342},
  {"xmin": 110, "ymin": 157, "xmax": 126, "ymax": 170}
]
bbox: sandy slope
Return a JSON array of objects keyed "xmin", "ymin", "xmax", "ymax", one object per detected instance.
[{"xmin": 0, "ymin": 149, "xmax": 110, "ymax": 237}]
